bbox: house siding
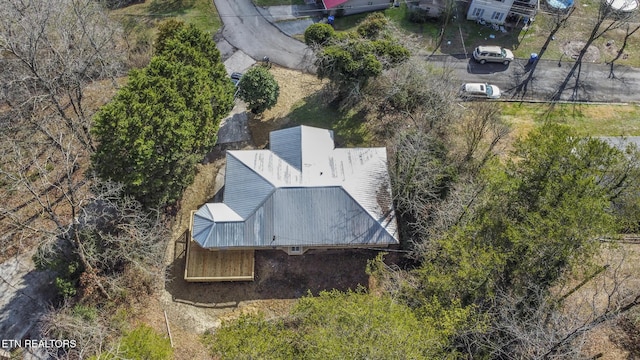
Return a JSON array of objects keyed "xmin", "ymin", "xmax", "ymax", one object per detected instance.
[
  {"xmin": 332, "ymin": 0, "xmax": 392, "ymax": 15},
  {"xmin": 467, "ymin": 0, "xmax": 515, "ymax": 24}
]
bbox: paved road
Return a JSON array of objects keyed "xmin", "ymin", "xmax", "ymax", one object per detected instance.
[
  {"xmin": 429, "ymin": 55, "xmax": 640, "ymax": 103},
  {"xmin": 214, "ymin": 0, "xmax": 315, "ymax": 72},
  {"xmin": 0, "ymin": 252, "xmax": 56, "ymax": 348}
]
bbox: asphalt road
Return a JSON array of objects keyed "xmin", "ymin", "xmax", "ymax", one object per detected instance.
[
  {"xmin": 429, "ymin": 55, "xmax": 640, "ymax": 103},
  {"xmin": 214, "ymin": 0, "xmax": 315, "ymax": 71},
  {"xmin": 0, "ymin": 252, "xmax": 56, "ymax": 348}
]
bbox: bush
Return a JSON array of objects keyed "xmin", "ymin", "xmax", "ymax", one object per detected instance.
[
  {"xmin": 356, "ymin": 12, "xmax": 389, "ymax": 39},
  {"xmin": 304, "ymin": 23, "xmax": 335, "ymax": 46},
  {"xmin": 33, "ymin": 244, "xmax": 83, "ymax": 299},
  {"xmin": 237, "ymin": 66, "xmax": 280, "ymax": 114},
  {"xmin": 120, "ymin": 324, "xmax": 173, "ymax": 360},
  {"xmin": 72, "ymin": 305, "xmax": 98, "ymax": 322},
  {"xmin": 408, "ymin": 8, "xmax": 435, "ymax": 24}
]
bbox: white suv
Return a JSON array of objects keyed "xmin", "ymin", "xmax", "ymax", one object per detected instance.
[
  {"xmin": 460, "ymin": 83, "xmax": 501, "ymax": 99},
  {"xmin": 473, "ymin": 46, "xmax": 514, "ymax": 65}
]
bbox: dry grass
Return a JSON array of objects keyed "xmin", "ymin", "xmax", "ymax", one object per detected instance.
[
  {"xmin": 248, "ymin": 66, "xmax": 327, "ymax": 147},
  {"xmin": 558, "ymin": 243, "xmax": 640, "ymax": 359},
  {"xmin": 501, "ymin": 102, "xmax": 640, "ymax": 137}
]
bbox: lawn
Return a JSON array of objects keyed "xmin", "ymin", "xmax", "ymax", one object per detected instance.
[
  {"xmin": 501, "ymin": 102, "xmax": 640, "ymax": 137},
  {"xmin": 111, "ymin": 0, "xmax": 221, "ymax": 34},
  {"xmin": 287, "ymin": 94, "xmax": 372, "ymax": 147}
]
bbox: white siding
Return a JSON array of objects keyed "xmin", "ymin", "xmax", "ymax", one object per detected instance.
[
  {"xmin": 467, "ymin": 0, "xmax": 515, "ymax": 23},
  {"xmin": 335, "ymin": 0, "xmax": 392, "ymax": 15}
]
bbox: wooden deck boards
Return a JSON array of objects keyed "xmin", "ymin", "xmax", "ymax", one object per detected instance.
[{"xmin": 184, "ymin": 239, "xmax": 254, "ymax": 282}]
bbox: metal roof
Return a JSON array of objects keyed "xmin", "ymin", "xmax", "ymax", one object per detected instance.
[
  {"xmin": 192, "ymin": 125, "xmax": 399, "ymax": 249},
  {"xmin": 322, "ymin": 0, "xmax": 350, "ymax": 9}
]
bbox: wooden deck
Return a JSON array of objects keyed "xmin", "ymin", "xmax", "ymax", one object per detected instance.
[{"xmin": 184, "ymin": 238, "xmax": 255, "ymax": 282}]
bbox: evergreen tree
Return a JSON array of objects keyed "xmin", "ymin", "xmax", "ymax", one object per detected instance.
[{"xmin": 92, "ymin": 23, "xmax": 234, "ymax": 208}]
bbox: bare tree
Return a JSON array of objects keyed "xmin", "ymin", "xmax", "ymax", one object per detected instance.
[
  {"xmin": 365, "ymin": 58, "xmax": 461, "ymax": 138},
  {"xmin": 552, "ymin": 1, "xmax": 639, "ymax": 100},
  {"xmin": 456, "ymin": 101, "xmax": 510, "ymax": 168},
  {"xmin": 0, "ymin": 0, "xmax": 125, "ymax": 261},
  {"xmin": 0, "ymin": 0, "xmax": 125, "ymax": 150},
  {"xmin": 457, "ymin": 245, "xmax": 640, "ymax": 359},
  {"xmin": 608, "ymin": 23, "xmax": 640, "ymax": 78},
  {"xmin": 513, "ymin": 8, "xmax": 574, "ymax": 98}
]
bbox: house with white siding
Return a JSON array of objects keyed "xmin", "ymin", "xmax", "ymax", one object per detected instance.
[
  {"xmin": 322, "ymin": 0, "xmax": 392, "ymax": 16},
  {"xmin": 466, "ymin": 0, "xmax": 537, "ymax": 25},
  {"xmin": 185, "ymin": 125, "xmax": 399, "ymax": 282}
]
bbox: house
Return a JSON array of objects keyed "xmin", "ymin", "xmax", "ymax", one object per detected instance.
[
  {"xmin": 185, "ymin": 125, "xmax": 399, "ymax": 282},
  {"xmin": 322, "ymin": 0, "xmax": 392, "ymax": 16},
  {"xmin": 466, "ymin": 0, "xmax": 537, "ymax": 25},
  {"xmin": 409, "ymin": 0, "xmax": 447, "ymax": 19}
]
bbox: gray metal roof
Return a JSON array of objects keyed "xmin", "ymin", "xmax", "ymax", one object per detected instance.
[{"xmin": 192, "ymin": 125, "xmax": 399, "ymax": 249}]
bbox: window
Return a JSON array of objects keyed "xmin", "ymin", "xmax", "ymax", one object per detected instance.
[
  {"xmin": 472, "ymin": 8, "xmax": 484, "ymax": 17},
  {"xmin": 492, "ymin": 12, "xmax": 504, "ymax": 21},
  {"xmin": 289, "ymin": 246, "xmax": 304, "ymax": 255}
]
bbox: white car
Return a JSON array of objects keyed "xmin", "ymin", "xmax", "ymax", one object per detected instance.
[
  {"xmin": 460, "ymin": 83, "xmax": 501, "ymax": 99},
  {"xmin": 473, "ymin": 46, "xmax": 515, "ymax": 65}
]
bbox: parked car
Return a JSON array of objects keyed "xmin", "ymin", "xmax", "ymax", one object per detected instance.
[
  {"xmin": 472, "ymin": 46, "xmax": 514, "ymax": 65},
  {"xmin": 230, "ymin": 72, "xmax": 243, "ymax": 86},
  {"xmin": 460, "ymin": 83, "xmax": 501, "ymax": 99}
]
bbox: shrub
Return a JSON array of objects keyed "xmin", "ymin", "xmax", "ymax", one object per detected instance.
[
  {"xmin": 120, "ymin": 324, "xmax": 173, "ymax": 360},
  {"xmin": 304, "ymin": 23, "xmax": 335, "ymax": 46},
  {"xmin": 237, "ymin": 66, "xmax": 280, "ymax": 114},
  {"xmin": 356, "ymin": 12, "xmax": 389, "ymax": 39}
]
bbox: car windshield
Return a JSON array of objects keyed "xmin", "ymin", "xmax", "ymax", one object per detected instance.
[
  {"xmin": 501, "ymin": 49, "xmax": 506, "ymax": 57},
  {"xmin": 486, "ymin": 85, "xmax": 493, "ymax": 96}
]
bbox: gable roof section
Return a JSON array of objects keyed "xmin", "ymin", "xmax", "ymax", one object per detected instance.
[
  {"xmin": 222, "ymin": 152, "xmax": 277, "ymax": 218},
  {"xmin": 270, "ymin": 125, "xmax": 335, "ymax": 173},
  {"xmin": 192, "ymin": 125, "xmax": 398, "ymax": 249}
]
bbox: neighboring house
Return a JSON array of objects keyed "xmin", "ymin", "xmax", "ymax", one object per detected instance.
[
  {"xmin": 322, "ymin": 0, "xmax": 392, "ymax": 16},
  {"xmin": 409, "ymin": 0, "xmax": 446, "ymax": 18},
  {"xmin": 466, "ymin": 0, "xmax": 537, "ymax": 25},
  {"xmin": 185, "ymin": 125, "xmax": 399, "ymax": 282}
]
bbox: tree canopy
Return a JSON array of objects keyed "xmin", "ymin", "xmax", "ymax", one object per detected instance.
[
  {"xmin": 92, "ymin": 22, "xmax": 234, "ymax": 208},
  {"xmin": 207, "ymin": 289, "xmax": 475, "ymax": 359},
  {"xmin": 312, "ymin": 13, "xmax": 410, "ymax": 95}
]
